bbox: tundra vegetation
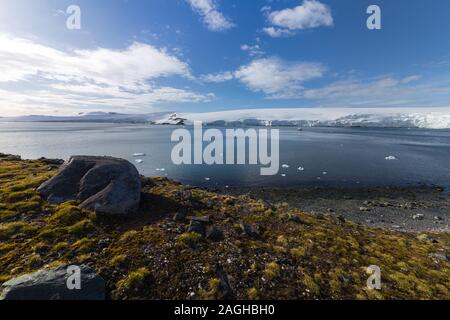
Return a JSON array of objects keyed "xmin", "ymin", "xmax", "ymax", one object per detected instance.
[{"xmin": 0, "ymin": 156, "xmax": 448, "ymax": 299}]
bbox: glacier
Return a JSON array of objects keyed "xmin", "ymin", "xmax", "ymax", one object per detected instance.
[
  {"xmin": 157, "ymin": 108, "xmax": 450, "ymax": 129},
  {"xmin": 2, "ymin": 108, "xmax": 450, "ymax": 129}
]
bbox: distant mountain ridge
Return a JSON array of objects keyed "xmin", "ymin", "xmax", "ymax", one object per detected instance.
[
  {"xmin": 1, "ymin": 111, "xmax": 172, "ymax": 124},
  {"xmin": 2, "ymin": 108, "xmax": 450, "ymax": 129}
]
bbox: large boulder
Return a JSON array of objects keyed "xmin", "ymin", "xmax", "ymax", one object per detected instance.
[
  {"xmin": 38, "ymin": 156, "xmax": 141, "ymax": 215},
  {"xmin": 0, "ymin": 265, "xmax": 105, "ymax": 300}
]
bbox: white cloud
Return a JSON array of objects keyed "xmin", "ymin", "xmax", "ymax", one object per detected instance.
[
  {"xmin": 186, "ymin": 0, "xmax": 235, "ymax": 31},
  {"xmin": 240, "ymin": 44, "xmax": 264, "ymax": 56},
  {"xmin": 401, "ymin": 75, "xmax": 421, "ymax": 84},
  {"xmin": 201, "ymin": 71, "xmax": 234, "ymax": 83},
  {"xmin": 0, "ymin": 33, "xmax": 191, "ymax": 87},
  {"xmin": 301, "ymin": 75, "xmax": 430, "ymax": 107},
  {"xmin": 264, "ymin": 0, "xmax": 333, "ymax": 37},
  {"xmin": 262, "ymin": 27, "xmax": 295, "ymax": 38},
  {"xmin": 202, "ymin": 57, "xmax": 324, "ymax": 99},
  {"xmin": 303, "ymin": 77, "xmax": 400, "ymax": 100},
  {"xmin": 234, "ymin": 58, "xmax": 325, "ymax": 99},
  {"xmin": 0, "ymin": 33, "xmax": 213, "ymax": 115}
]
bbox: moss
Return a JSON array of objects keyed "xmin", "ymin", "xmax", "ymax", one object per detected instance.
[
  {"xmin": 72, "ymin": 238, "xmax": 96, "ymax": 253},
  {"xmin": 301, "ymin": 273, "xmax": 320, "ymax": 296},
  {"xmin": 38, "ymin": 227, "xmax": 68, "ymax": 241},
  {"xmin": 0, "ymin": 222, "xmax": 38, "ymax": 240},
  {"xmin": 177, "ymin": 232, "xmax": 202, "ymax": 247},
  {"xmin": 198, "ymin": 278, "xmax": 222, "ymax": 300},
  {"xmin": 264, "ymin": 262, "xmax": 281, "ymax": 281},
  {"xmin": 0, "ymin": 243, "xmax": 16, "ymax": 254},
  {"xmin": 66, "ymin": 219, "xmax": 95, "ymax": 236},
  {"xmin": 0, "ymin": 210, "xmax": 20, "ymax": 221},
  {"xmin": 52, "ymin": 242, "xmax": 69, "ymax": 252},
  {"xmin": 119, "ymin": 230, "xmax": 139, "ymax": 243},
  {"xmin": 0, "ymin": 274, "xmax": 13, "ymax": 283},
  {"xmin": 49, "ymin": 204, "xmax": 86, "ymax": 226},
  {"xmin": 26, "ymin": 254, "xmax": 43, "ymax": 269},
  {"xmin": 247, "ymin": 287, "xmax": 259, "ymax": 300},
  {"xmin": 276, "ymin": 235, "xmax": 288, "ymax": 247},
  {"xmin": 290, "ymin": 247, "xmax": 307, "ymax": 258},
  {"xmin": 110, "ymin": 254, "xmax": 127, "ymax": 266},
  {"xmin": 116, "ymin": 267, "xmax": 151, "ymax": 291}
]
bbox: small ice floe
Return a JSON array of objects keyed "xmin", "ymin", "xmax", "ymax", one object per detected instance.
[
  {"xmin": 133, "ymin": 153, "xmax": 146, "ymax": 157},
  {"xmin": 134, "ymin": 159, "xmax": 144, "ymax": 164},
  {"xmin": 298, "ymin": 166, "xmax": 305, "ymax": 171},
  {"xmin": 225, "ymin": 185, "xmax": 230, "ymax": 189},
  {"xmin": 156, "ymin": 168, "xmax": 166, "ymax": 172},
  {"xmin": 281, "ymin": 174, "xmax": 286, "ymax": 177},
  {"xmin": 204, "ymin": 177, "xmax": 211, "ymax": 181},
  {"xmin": 385, "ymin": 156, "xmax": 398, "ymax": 161},
  {"xmin": 322, "ymin": 171, "xmax": 328, "ymax": 175},
  {"xmin": 281, "ymin": 164, "xmax": 290, "ymax": 169},
  {"xmin": 317, "ymin": 177, "xmax": 321, "ymax": 180}
]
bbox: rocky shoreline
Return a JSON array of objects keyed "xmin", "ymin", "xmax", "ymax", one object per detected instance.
[
  {"xmin": 0, "ymin": 153, "xmax": 449, "ymax": 300},
  {"xmin": 223, "ymin": 186, "xmax": 450, "ymax": 233}
]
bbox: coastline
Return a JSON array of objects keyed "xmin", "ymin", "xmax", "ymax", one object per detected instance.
[{"xmin": 223, "ymin": 185, "xmax": 449, "ymax": 233}]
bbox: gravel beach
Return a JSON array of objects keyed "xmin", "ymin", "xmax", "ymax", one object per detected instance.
[{"xmin": 223, "ymin": 186, "xmax": 450, "ymax": 233}]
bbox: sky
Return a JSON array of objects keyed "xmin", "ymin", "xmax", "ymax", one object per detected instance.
[{"xmin": 0, "ymin": 0, "xmax": 450, "ymax": 116}]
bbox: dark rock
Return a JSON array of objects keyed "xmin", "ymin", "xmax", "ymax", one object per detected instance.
[
  {"xmin": 173, "ymin": 212, "xmax": 187, "ymax": 222},
  {"xmin": 188, "ymin": 216, "xmax": 210, "ymax": 223},
  {"xmin": 38, "ymin": 157, "xmax": 65, "ymax": 165},
  {"xmin": 215, "ymin": 265, "xmax": 234, "ymax": 299},
  {"xmin": 239, "ymin": 223, "xmax": 261, "ymax": 239},
  {"xmin": 38, "ymin": 156, "xmax": 141, "ymax": 215},
  {"xmin": 188, "ymin": 220, "xmax": 206, "ymax": 236},
  {"xmin": 206, "ymin": 227, "xmax": 224, "ymax": 241},
  {"xmin": 0, "ymin": 153, "xmax": 21, "ymax": 161},
  {"xmin": 428, "ymin": 253, "xmax": 450, "ymax": 263},
  {"xmin": 140, "ymin": 175, "xmax": 155, "ymax": 187},
  {"xmin": 0, "ymin": 265, "xmax": 105, "ymax": 300}
]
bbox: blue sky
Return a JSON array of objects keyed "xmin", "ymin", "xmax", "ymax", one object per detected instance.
[{"xmin": 0, "ymin": 0, "xmax": 450, "ymax": 116}]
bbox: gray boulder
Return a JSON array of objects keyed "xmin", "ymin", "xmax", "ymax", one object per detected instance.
[
  {"xmin": 0, "ymin": 265, "xmax": 105, "ymax": 300},
  {"xmin": 38, "ymin": 156, "xmax": 141, "ymax": 215}
]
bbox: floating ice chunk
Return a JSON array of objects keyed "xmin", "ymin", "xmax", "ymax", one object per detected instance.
[
  {"xmin": 133, "ymin": 153, "xmax": 146, "ymax": 157},
  {"xmin": 281, "ymin": 164, "xmax": 290, "ymax": 169},
  {"xmin": 385, "ymin": 156, "xmax": 397, "ymax": 161},
  {"xmin": 156, "ymin": 168, "xmax": 166, "ymax": 172},
  {"xmin": 298, "ymin": 167, "xmax": 305, "ymax": 171},
  {"xmin": 204, "ymin": 177, "xmax": 211, "ymax": 181},
  {"xmin": 322, "ymin": 171, "xmax": 328, "ymax": 175},
  {"xmin": 134, "ymin": 159, "xmax": 144, "ymax": 164},
  {"xmin": 281, "ymin": 174, "xmax": 286, "ymax": 177}
]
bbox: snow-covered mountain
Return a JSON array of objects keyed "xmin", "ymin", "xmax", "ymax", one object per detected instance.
[
  {"xmin": 156, "ymin": 108, "xmax": 450, "ymax": 129},
  {"xmin": 2, "ymin": 108, "xmax": 450, "ymax": 129},
  {"xmin": 2, "ymin": 111, "xmax": 172, "ymax": 124}
]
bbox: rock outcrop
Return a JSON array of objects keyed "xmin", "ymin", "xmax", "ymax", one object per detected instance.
[
  {"xmin": 0, "ymin": 265, "xmax": 105, "ymax": 300},
  {"xmin": 38, "ymin": 156, "xmax": 141, "ymax": 215}
]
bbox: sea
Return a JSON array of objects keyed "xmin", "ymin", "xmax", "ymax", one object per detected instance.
[{"xmin": 0, "ymin": 122, "xmax": 449, "ymax": 188}]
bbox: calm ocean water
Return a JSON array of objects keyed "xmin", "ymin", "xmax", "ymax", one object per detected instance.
[{"xmin": 0, "ymin": 122, "xmax": 449, "ymax": 188}]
